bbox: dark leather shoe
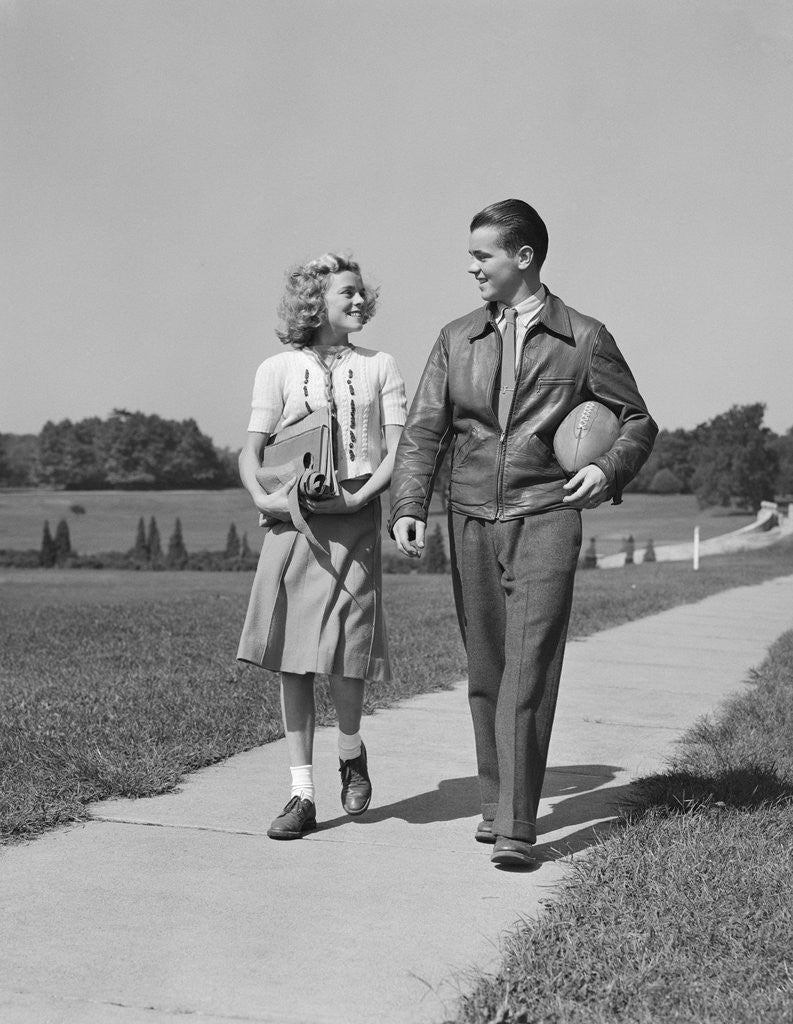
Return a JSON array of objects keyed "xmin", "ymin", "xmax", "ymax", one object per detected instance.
[
  {"xmin": 475, "ymin": 819, "xmax": 496, "ymax": 844},
  {"xmin": 339, "ymin": 741, "xmax": 372, "ymax": 815},
  {"xmin": 267, "ymin": 796, "xmax": 317, "ymax": 840},
  {"xmin": 491, "ymin": 835, "xmax": 537, "ymax": 867}
]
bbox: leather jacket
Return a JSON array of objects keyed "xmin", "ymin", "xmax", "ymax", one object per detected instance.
[{"xmin": 388, "ymin": 289, "xmax": 657, "ymax": 528}]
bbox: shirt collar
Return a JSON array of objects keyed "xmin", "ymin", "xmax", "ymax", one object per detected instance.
[
  {"xmin": 468, "ymin": 286, "xmax": 573, "ymax": 341},
  {"xmin": 496, "ymin": 285, "xmax": 546, "ymax": 322}
]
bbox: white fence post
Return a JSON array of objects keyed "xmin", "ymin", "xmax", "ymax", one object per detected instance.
[{"xmin": 693, "ymin": 525, "xmax": 700, "ymax": 571}]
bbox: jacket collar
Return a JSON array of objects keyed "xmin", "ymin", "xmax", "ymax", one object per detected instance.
[{"xmin": 467, "ymin": 288, "xmax": 573, "ymax": 342}]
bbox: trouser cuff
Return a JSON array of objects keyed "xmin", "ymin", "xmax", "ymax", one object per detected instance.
[
  {"xmin": 492, "ymin": 816, "xmax": 537, "ymax": 843},
  {"xmin": 481, "ymin": 802, "xmax": 498, "ymax": 822}
]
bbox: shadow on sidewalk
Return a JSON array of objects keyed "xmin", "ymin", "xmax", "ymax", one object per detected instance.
[
  {"xmin": 319, "ymin": 764, "xmax": 632, "ymax": 860},
  {"xmin": 534, "ymin": 768, "xmax": 634, "ymax": 861},
  {"xmin": 318, "ymin": 774, "xmax": 479, "ymax": 832}
]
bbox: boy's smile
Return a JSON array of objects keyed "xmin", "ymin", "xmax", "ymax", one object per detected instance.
[{"xmin": 467, "ymin": 225, "xmax": 535, "ymax": 307}]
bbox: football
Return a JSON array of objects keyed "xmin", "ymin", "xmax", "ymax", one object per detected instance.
[{"xmin": 553, "ymin": 401, "xmax": 620, "ymax": 475}]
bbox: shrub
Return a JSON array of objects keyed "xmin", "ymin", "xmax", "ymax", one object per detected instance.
[
  {"xmin": 39, "ymin": 521, "xmax": 57, "ymax": 567},
  {"xmin": 225, "ymin": 523, "xmax": 241, "ymax": 559},
  {"xmin": 130, "ymin": 517, "xmax": 149, "ymax": 562},
  {"xmin": 68, "ymin": 554, "xmax": 109, "ymax": 569},
  {"xmin": 147, "ymin": 516, "xmax": 163, "ymax": 567},
  {"xmin": 0, "ymin": 549, "xmax": 41, "ymax": 568},
  {"xmin": 421, "ymin": 523, "xmax": 448, "ymax": 574},
  {"xmin": 167, "ymin": 517, "xmax": 188, "ymax": 569},
  {"xmin": 53, "ymin": 519, "xmax": 73, "ymax": 564},
  {"xmin": 650, "ymin": 467, "xmax": 684, "ymax": 494},
  {"xmin": 382, "ymin": 551, "xmax": 413, "ymax": 574},
  {"xmin": 185, "ymin": 549, "xmax": 225, "ymax": 571},
  {"xmin": 582, "ymin": 536, "xmax": 598, "ymax": 569}
]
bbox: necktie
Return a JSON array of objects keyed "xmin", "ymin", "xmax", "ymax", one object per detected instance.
[{"xmin": 497, "ymin": 307, "xmax": 517, "ymax": 429}]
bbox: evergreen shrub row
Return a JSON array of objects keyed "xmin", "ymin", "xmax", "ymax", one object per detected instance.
[{"xmin": 0, "ymin": 517, "xmax": 451, "ymax": 574}]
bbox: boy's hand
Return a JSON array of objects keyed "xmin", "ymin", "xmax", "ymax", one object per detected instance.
[
  {"xmin": 393, "ymin": 517, "xmax": 425, "ymax": 557},
  {"xmin": 562, "ymin": 465, "xmax": 609, "ymax": 509}
]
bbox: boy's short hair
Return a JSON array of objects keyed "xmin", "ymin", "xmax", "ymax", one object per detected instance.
[{"xmin": 470, "ymin": 199, "xmax": 549, "ymax": 268}]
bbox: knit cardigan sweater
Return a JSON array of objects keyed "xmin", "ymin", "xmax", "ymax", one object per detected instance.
[{"xmin": 247, "ymin": 345, "xmax": 407, "ymax": 481}]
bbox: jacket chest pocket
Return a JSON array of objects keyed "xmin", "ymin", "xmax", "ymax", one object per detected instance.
[{"xmin": 536, "ymin": 376, "xmax": 576, "ymax": 391}]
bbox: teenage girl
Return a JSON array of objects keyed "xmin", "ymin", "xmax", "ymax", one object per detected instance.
[{"xmin": 237, "ymin": 253, "xmax": 406, "ymax": 839}]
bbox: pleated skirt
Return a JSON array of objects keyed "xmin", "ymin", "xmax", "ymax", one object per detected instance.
[{"xmin": 236, "ymin": 493, "xmax": 391, "ymax": 682}]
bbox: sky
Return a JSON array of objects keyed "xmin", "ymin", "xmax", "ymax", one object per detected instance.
[{"xmin": 2, "ymin": 0, "xmax": 792, "ymax": 449}]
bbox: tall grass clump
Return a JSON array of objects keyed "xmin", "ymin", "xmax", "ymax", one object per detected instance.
[
  {"xmin": 0, "ymin": 576, "xmax": 466, "ymax": 843},
  {"xmin": 452, "ymin": 632, "xmax": 793, "ymax": 1024}
]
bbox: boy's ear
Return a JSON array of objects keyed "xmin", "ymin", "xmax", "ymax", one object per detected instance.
[{"xmin": 516, "ymin": 245, "xmax": 534, "ymax": 270}]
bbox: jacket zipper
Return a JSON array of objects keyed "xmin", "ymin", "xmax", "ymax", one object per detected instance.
[
  {"xmin": 495, "ymin": 330, "xmax": 521, "ymax": 519},
  {"xmin": 494, "ymin": 317, "xmax": 509, "ymax": 518},
  {"xmin": 496, "ymin": 323, "xmax": 542, "ymax": 519},
  {"xmin": 496, "ymin": 430, "xmax": 507, "ymax": 519}
]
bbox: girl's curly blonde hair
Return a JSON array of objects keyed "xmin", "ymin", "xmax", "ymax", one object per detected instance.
[{"xmin": 275, "ymin": 252, "xmax": 378, "ymax": 348}]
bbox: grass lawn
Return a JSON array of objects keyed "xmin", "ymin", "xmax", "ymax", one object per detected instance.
[
  {"xmin": 2, "ymin": 538, "xmax": 793, "ymax": 845},
  {"xmin": 0, "ymin": 572, "xmax": 466, "ymax": 843},
  {"xmin": 450, "ymin": 638, "xmax": 793, "ymax": 1024},
  {"xmin": 0, "ymin": 488, "xmax": 756, "ymax": 560}
]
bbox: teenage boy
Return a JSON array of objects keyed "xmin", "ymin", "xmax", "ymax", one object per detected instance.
[{"xmin": 389, "ymin": 199, "xmax": 657, "ymax": 867}]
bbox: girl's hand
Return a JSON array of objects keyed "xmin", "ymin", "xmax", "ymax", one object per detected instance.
[
  {"xmin": 254, "ymin": 478, "xmax": 296, "ymax": 521},
  {"xmin": 303, "ymin": 489, "xmax": 364, "ymax": 516}
]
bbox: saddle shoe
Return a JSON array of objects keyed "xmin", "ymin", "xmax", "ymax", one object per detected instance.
[
  {"xmin": 267, "ymin": 796, "xmax": 317, "ymax": 840},
  {"xmin": 339, "ymin": 741, "xmax": 372, "ymax": 815}
]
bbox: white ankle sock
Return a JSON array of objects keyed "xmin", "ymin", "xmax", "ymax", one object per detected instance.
[
  {"xmin": 338, "ymin": 729, "xmax": 362, "ymax": 762},
  {"xmin": 290, "ymin": 764, "xmax": 314, "ymax": 801}
]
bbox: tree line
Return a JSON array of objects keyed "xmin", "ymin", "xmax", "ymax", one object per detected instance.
[
  {"xmin": 625, "ymin": 403, "xmax": 791, "ymax": 510},
  {"xmin": 0, "ymin": 409, "xmax": 240, "ymax": 489},
  {"xmin": 1, "ymin": 402, "xmax": 791, "ymax": 511}
]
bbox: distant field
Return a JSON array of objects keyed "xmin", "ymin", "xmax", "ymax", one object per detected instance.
[
  {"xmin": 0, "ymin": 488, "xmax": 755, "ymax": 560},
  {"xmin": 0, "ymin": 488, "xmax": 259, "ymax": 555},
  {"xmin": 427, "ymin": 492, "xmax": 754, "ymax": 559},
  {"xmin": 580, "ymin": 492, "xmax": 755, "ymax": 557}
]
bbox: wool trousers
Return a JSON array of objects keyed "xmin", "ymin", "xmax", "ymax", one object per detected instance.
[{"xmin": 449, "ymin": 507, "xmax": 582, "ymax": 842}]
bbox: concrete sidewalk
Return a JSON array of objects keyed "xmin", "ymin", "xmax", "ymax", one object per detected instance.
[{"xmin": 2, "ymin": 575, "xmax": 792, "ymax": 1024}]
